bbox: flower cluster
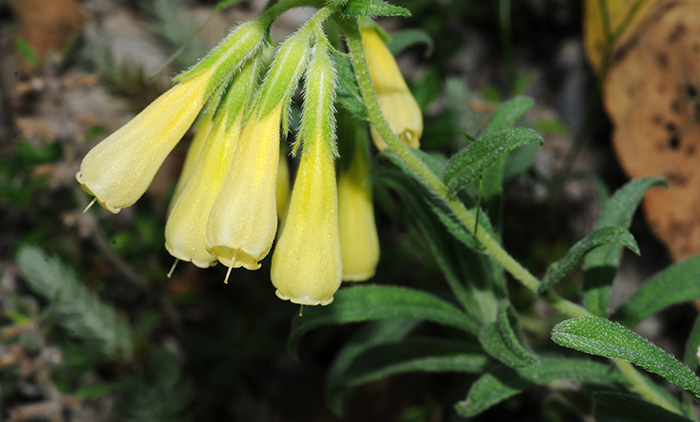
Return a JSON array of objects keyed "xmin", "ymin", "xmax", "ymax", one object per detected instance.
[{"xmin": 76, "ymin": 8, "xmax": 422, "ymax": 306}]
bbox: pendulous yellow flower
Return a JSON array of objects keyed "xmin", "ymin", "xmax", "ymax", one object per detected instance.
[
  {"xmin": 206, "ymin": 104, "xmax": 284, "ymax": 273},
  {"xmin": 271, "ymin": 131, "xmax": 341, "ymax": 306},
  {"xmin": 361, "ymin": 26, "xmax": 423, "ymax": 151},
  {"xmin": 206, "ymin": 29, "xmax": 313, "ymax": 278},
  {"xmin": 76, "ymin": 20, "xmax": 266, "ymax": 213},
  {"xmin": 165, "ymin": 57, "xmax": 260, "ymax": 268},
  {"xmin": 76, "ymin": 67, "xmax": 214, "ymax": 213},
  {"xmin": 270, "ymin": 35, "xmax": 341, "ymax": 306},
  {"xmin": 165, "ymin": 113, "xmax": 242, "ymax": 267},
  {"xmin": 338, "ymin": 135, "xmax": 379, "ymax": 281}
]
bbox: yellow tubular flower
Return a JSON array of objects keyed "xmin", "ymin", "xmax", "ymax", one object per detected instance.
[
  {"xmin": 271, "ymin": 133, "xmax": 341, "ymax": 306},
  {"xmin": 206, "ymin": 104, "xmax": 284, "ymax": 272},
  {"xmin": 338, "ymin": 138, "xmax": 379, "ymax": 281},
  {"xmin": 360, "ymin": 26, "xmax": 423, "ymax": 151},
  {"xmin": 276, "ymin": 151, "xmax": 291, "ymax": 231},
  {"xmin": 169, "ymin": 112, "xmax": 214, "ymax": 212},
  {"xmin": 76, "ymin": 67, "xmax": 214, "ymax": 213},
  {"xmin": 164, "ymin": 113, "xmax": 243, "ymax": 268}
]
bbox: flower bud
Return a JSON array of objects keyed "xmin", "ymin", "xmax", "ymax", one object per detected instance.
[{"xmin": 361, "ymin": 26, "xmax": 423, "ymax": 151}]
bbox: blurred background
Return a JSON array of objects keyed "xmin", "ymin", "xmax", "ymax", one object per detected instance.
[{"xmin": 0, "ymin": 0, "xmax": 693, "ymax": 420}]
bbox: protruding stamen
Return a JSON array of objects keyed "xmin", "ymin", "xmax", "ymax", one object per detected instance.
[
  {"xmin": 82, "ymin": 198, "xmax": 98, "ymax": 214},
  {"xmin": 167, "ymin": 259, "xmax": 179, "ymax": 278},
  {"xmin": 299, "ymin": 305, "xmax": 304, "ymax": 317},
  {"xmin": 224, "ymin": 264, "xmax": 233, "ymax": 284}
]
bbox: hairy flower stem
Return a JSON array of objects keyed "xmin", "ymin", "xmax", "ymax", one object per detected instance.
[
  {"xmin": 340, "ymin": 17, "xmax": 586, "ymax": 317},
  {"xmin": 342, "ymin": 17, "xmax": 681, "ymax": 414}
]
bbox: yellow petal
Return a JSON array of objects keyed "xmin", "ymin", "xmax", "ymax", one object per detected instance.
[
  {"xmin": 361, "ymin": 27, "xmax": 423, "ymax": 151},
  {"xmin": 276, "ymin": 151, "xmax": 291, "ymax": 231},
  {"xmin": 169, "ymin": 113, "xmax": 214, "ymax": 213},
  {"xmin": 206, "ymin": 105, "xmax": 283, "ymax": 271},
  {"xmin": 76, "ymin": 67, "xmax": 212, "ymax": 213},
  {"xmin": 165, "ymin": 114, "xmax": 243, "ymax": 268},
  {"xmin": 271, "ymin": 134, "xmax": 341, "ymax": 306},
  {"xmin": 338, "ymin": 141, "xmax": 379, "ymax": 281}
]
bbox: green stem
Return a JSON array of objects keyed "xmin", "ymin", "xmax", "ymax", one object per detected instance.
[
  {"xmin": 341, "ymin": 17, "xmax": 681, "ymax": 413},
  {"xmin": 614, "ymin": 359, "xmax": 681, "ymax": 414},
  {"xmin": 260, "ymin": 0, "xmax": 324, "ymax": 27},
  {"xmin": 339, "ymin": 17, "xmax": 585, "ymax": 317}
]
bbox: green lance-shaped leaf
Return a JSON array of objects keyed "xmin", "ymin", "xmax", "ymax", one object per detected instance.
[
  {"xmin": 16, "ymin": 245, "xmax": 133, "ymax": 360},
  {"xmin": 612, "ymin": 256, "xmax": 700, "ymax": 327},
  {"xmin": 455, "ymin": 357, "xmax": 624, "ymax": 418},
  {"xmin": 684, "ymin": 315, "xmax": 700, "ymax": 374},
  {"xmin": 332, "ymin": 50, "xmax": 368, "ymax": 119},
  {"xmin": 481, "ymin": 95, "xmax": 535, "ymax": 138},
  {"xmin": 373, "ymin": 169, "xmax": 498, "ymax": 324},
  {"xmin": 551, "ymin": 316, "xmax": 700, "ymax": 398},
  {"xmin": 583, "ymin": 177, "xmax": 667, "ymax": 316},
  {"xmin": 478, "ymin": 302, "xmax": 538, "ymax": 368},
  {"xmin": 329, "ymin": 338, "xmax": 490, "ymax": 415},
  {"xmin": 538, "ymin": 226, "xmax": 639, "ymax": 294},
  {"xmin": 288, "ymin": 285, "xmax": 479, "ymax": 357},
  {"xmin": 443, "ymin": 127, "xmax": 544, "ymax": 196},
  {"xmin": 593, "ymin": 392, "xmax": 694, "ymax": 422},
  {"xmin": 682, "ymin": 314, "xmax": 700, "ymax": 416},
  {"xmin": 326, "ymin": 319, "xmax": 419, "ymax": 414},
  {"xmin": 343, "ymin": 0, "xmax": 410, "ymax": 17},
  {"xmin": 386, "ymin": 28, "xmax": 434, "ymax": 56}
]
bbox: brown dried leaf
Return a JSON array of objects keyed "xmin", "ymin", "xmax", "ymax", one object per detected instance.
[
  {"xmin": 10, "ymin": 0, "xmax": 84, "ymax": 71},
  {"xmin": 604, "ymin": 0, "xmax": 700, "ymax": 260},
  {"xmin": 583, "ymin": 0, "xmax": 656, "ymax": 71}
]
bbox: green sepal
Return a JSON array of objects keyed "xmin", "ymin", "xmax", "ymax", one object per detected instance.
[
  {"xmin": 342, "ymin": 0, "xmax": 410, "ymax": 17},
  {"xmin": 612, "ymin": 255, "xmax": 700, "ymax": 327},
  {"xmin": 478, "ymin": 302, "xmax": 538, "ymax": 368},
  {"xmin": 455, "ymin": 357, "xmax": 624, "ymax": 417},
  {"xmin": 298, "ymin": 38, "xmax": 338, "ymax": 157},
  {"xmin": 256, "ymin": 33, "xmax": 311, "ymax": 120},
  {"xmin": 175, "ymin": 20, "xmax": 266, "ymax": 98},
  {"xmin": 551, "ymin": 316, "xmax": 700, "ymax": 398},
  {"xmin": 211, "ymin": 55, "xmax": 262, "ymax": 128},
  {"xmin": 538, "ymin": 226, "xmax": 639, "ymax": 294}
]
